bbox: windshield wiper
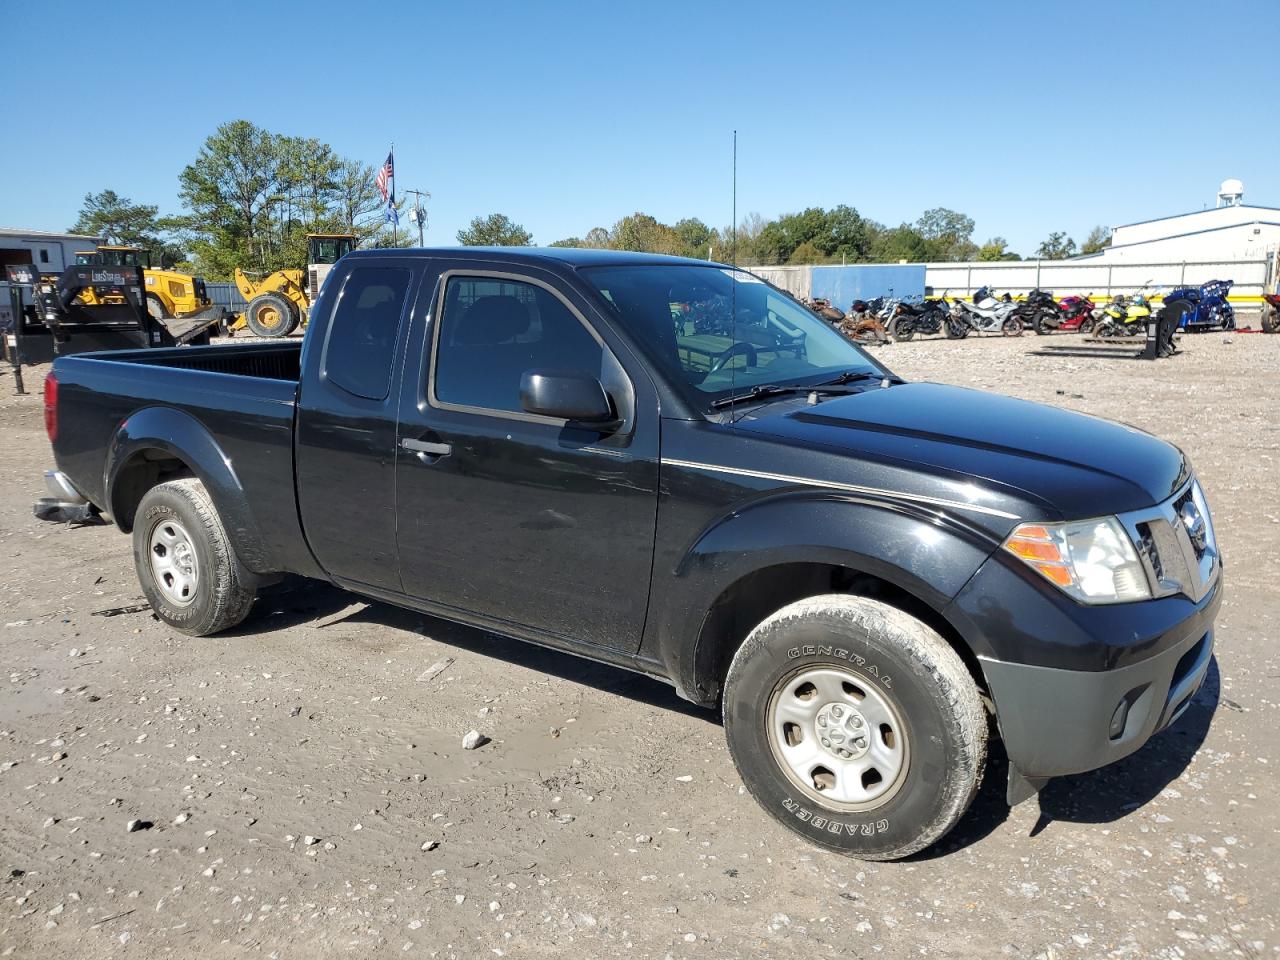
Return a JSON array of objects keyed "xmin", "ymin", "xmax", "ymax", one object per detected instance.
[
  {"xmin": 822, "ymin": 369, "xmax": 903, "ymax": 386},
  {"xmin": 710, "ymin": 384, "xmax": 811, "ymax": 409}
]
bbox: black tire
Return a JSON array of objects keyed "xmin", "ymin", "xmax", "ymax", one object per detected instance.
[
  {"xmin": 891, "ymin": 317, "xmax": 915, "ymax": 342},
  {"xmin": 1033, "ymin": 315, "xmax": 1048, "ymax": 335},
  {"xmin": 145, "ymin": 293, "xmax": 171, "ymax": 321},
  {"xmin": 1001, "ymin": 316, "xmax": 1023, "ymax": 337},
  {"xmin": 245, "ymin": 293, "xmax": 298, "ymax": 338},
  {"xmin": 1263, "ymin": 303, "xmax": 1279, "ymax": 334},
  {"xmin": 1077, "ymin": 316, "xmax": 1096, "ymax": 335},
  {"xmin": 723, "ymin": 595, "xmax": 987, "ymax": 860},
  {"xmin": 944, "ymin": 317, "xmax": 968, "ymax": 339},
  {"xmin": 133, "ymin": 478, "xmax": 257, "ymax": 636}
]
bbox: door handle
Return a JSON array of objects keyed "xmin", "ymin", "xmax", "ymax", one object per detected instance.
[{"xmin": 401, "ymin": 438, "xmax": 452, "ymax": 457}]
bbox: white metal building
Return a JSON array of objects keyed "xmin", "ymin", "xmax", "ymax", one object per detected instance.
[
  {"xmin": 0, "ymin": 228, "xmax": 102, "ymax": 274},
  {"xmin": 1085, "ymin": 181, "xmax": 1280, "ymax": 264}
]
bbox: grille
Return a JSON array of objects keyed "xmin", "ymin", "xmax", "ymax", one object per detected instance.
[{"xmin": 1120, "ymin": 479, "xmax": 1219, "ymax": 603}]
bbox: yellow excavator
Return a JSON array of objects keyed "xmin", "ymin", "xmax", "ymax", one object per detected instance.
[
  {"xmin": 73, "ymin": 246, "xmax": 212, "ymax": 320},
  {"xmin": 232, "ymin": 233, "xmax": 356, "ymax": 337}
]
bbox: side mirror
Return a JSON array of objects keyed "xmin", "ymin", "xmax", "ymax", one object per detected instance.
[{"xmin": 520, "ymin": 369, "xmax": 617, "ymax": 425}]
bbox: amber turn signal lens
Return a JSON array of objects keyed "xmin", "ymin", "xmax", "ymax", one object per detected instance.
[{"xmin": 1002, "ymin": 523, "xmax": 1074, "ymax": 591}]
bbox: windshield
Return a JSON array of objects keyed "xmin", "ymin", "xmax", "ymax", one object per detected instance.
[
  {"xmin": 310, "ymin": 237, "xmax": 355, "ymax": 264},
  {"xmin": 582, "ymin": 264, "xmax": 880, "ymax": 408}
]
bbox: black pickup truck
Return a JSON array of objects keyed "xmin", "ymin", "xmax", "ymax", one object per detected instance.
[{"xmin": 37, "ymin": 248, "xmax": 1221, "ymax": 859}]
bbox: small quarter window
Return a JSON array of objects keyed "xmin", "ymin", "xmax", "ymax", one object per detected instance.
[
  {"xmin": 39, "ymin": 249, "xmax": 49, "ymax": 263},
  {"xmin": 324, "ymin": 267, "xmax": 411, "ymax": 400},
  {"xmin": 433, "ymin": 276, "xmax": 604, "ymax": 415}
]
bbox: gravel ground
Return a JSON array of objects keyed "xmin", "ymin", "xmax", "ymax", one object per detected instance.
[{"xmin": 0, "ymin": 330, "xmax": 1277, "ymax": 959}]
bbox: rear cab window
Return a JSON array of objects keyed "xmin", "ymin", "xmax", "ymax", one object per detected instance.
[{"xmin": 322, "ymin": 266, "xmax": 413, "ymax": 400}]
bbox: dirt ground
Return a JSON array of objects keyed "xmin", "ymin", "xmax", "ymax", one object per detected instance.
[{"xmin": 1, "ymin": 329, "xmax": 1277, "ymax": 959}]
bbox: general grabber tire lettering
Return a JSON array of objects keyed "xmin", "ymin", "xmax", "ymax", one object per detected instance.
[
  {"xmin": 132, "ymin": 479, "xmax": 257, "ymax": 637},
  {"xmin": 723, "ymin": 595, "xmax": 987, "ymax": 860}
]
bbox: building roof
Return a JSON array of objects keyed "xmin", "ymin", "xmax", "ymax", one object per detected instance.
[
  {"xmin": 0, "ymin": 227, "xmax": 102, "ymax": 241},
  {"xmin": 1115, "ymin": 203, "xmax": 1280, "ymax": 230}
]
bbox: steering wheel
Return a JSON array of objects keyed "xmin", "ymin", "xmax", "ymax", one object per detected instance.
[{"xmin": 709, "ymin": 341, "xmax": 758, "ymax": 375}]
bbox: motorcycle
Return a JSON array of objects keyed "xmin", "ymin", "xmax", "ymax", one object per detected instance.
[
  {"xmin": 889, "ymin": 294, "xmax": 949, "ymax": 340},
  {"xmin": 1094, "ymin": 290, "xmax": 1155, "ymax": 338},
  {"xmin": 1163, "ymin": 279, "xmax": 1234, "ymax": 332},
  {"xmin": 1056, "ymin": 293, "xmax": 1097, "ymax": 334},
  {"xmin": 1009, "ymin": 288, "xmax": 1062, "ymax": 335},
  {"xmin": 947, "ymin": 286, "xmax": 1022, "ymax": 338}
]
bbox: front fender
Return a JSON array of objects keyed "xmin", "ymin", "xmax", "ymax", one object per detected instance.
[
  {"xmin": 105, "ymin": 406, "xmax": 271, "ymax": 571},
  {"xmin": 652, "ymin": 493, "xmax": 999, "ymax": 702}
]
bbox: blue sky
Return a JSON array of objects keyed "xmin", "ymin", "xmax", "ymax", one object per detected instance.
[{"xmin": 3, "ymin": 0, "xmax": 1276, "ymax": 255}]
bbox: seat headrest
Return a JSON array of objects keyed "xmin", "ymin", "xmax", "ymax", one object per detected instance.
[{"xmin": 455, "ymin": 295, "xmax": 530, "ymax": 345}]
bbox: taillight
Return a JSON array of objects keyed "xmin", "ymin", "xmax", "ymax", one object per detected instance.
[{"xmin": 43, "ymin": 373, "xmax": 58, "ymax": 442}]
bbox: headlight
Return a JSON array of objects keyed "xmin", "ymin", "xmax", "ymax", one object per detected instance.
[{"xmin": 1002, "ymin": 517, "xmax": 1151, "ymax": 604}]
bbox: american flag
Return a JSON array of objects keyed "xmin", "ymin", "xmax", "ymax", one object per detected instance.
[{"xmin": 375, "ymin": 150, "xmax": 393, "ymax": 202}]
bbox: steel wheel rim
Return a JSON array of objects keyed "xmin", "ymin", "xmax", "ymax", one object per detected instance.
[
  {"xmin": 148, "ymin": 517, "xmax": 200, "ymax": 607},
  {"xmin": 766, "ymin": 664, "xmax": 910, "ymax": 812},
  {"xmin": 257, "ymin": 304, "xmax": 283, "ymax": 330}
]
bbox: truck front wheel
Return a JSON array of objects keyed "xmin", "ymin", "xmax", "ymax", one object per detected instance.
[
  {"xmin": 132, "ymin": 479, "xmax": 256, "ymax": 636},
  {"xmin": 723, "ymin": 595, "xmax": 987, "ymax": 860}
]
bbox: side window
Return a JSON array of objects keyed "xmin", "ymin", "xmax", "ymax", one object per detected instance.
[
  {"xmin": 39, "ymin": 249, "xmax": 49, "ymax": 263},
  {"xmin": 433, "ymin": 276, "xmax": 604, "ymax": 415},
  {"xmin": 324, "ymin": 266, "xmax": 412, "ymax": 400}
]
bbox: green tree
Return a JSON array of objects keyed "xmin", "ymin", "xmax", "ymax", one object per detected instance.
[
  {"xmin": 977, "ymin": 237, "xmax": 1021, "ymax": 261},
  {"xmin": 915, "ymin": 207, "xmax": 977, "ymax": 261},
  {"xmin": 178, "ymin": 119, "xmax": 287, "ymax": 277},
  {"xmin": 609, "ymin": 212, "xmax": 684, "ymax": 254},
  {"xmin": 549, "ymin": 237, "xmax": 584, "ymax": 248},
  {"xmin": 71, "ymin": 190, "xmax": 160, "ymax": 246},
  {"xmin": 673, "ymin": 217, "xmax": 713, "ymax": 258},
  {"xmin": 788, "ymin": 240, "xmax": 826, "ymax": 264},
  {"xmin": 456, "ymin": 213, "xmax": 533, "ymax": 246},
  {"xmin": 868, "ymin": 223, "xmax": 931, "ymax": 262},
  {"xmin": 1080, "ymin": 225, "xmax": 1112, "ymax": 255},
  {"xmin": 1035, "ymin": 231, "xmax": 1077, "ymax": 260}
]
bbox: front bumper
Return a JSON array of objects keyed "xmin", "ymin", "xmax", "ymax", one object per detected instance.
[{"xmin": 979, "ymin": 609, "xmax": 1216, "ymax": 780}]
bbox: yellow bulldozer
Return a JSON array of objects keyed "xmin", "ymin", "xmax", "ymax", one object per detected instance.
[
  {"xmin": 232, "ymin": 233, "xmax": 356, "ymax": 337},
  {"xmin": 73, "ymin": 246, "xmax": 212, "ymax": 320}
]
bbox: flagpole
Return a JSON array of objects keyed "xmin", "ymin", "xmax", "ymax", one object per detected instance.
[{"xmin": 390, "ymin": 142, "xmax": 397, "ymax": 246}]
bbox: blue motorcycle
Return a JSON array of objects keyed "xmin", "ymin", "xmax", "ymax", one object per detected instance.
[{"xmin": 1163, "ymin": 279, "xmax": 1234, "ymax": 331}]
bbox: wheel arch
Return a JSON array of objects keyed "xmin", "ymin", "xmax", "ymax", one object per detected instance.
[
  {"xmin": 105, "ymin": 406, "xmax": 272, "ymax": 571},
  {"xmin": 653, "ymin": 496, "xmax": 1000, "ymax": 707}
]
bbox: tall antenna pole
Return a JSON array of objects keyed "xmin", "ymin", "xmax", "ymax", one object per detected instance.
[
  {"xmin": 729, "ymin": 129, "xmax": 738, "ymax": 423},
  {"xmin": 731, "ymin": 130, "xmax": 737, "ymax": 266}
]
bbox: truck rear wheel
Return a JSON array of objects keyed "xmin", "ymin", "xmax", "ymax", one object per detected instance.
[
  {"xmin": 133, "ymin": 479, "xmax": 256, "ymax": 636},
  {"xmin": 723, "ymin": 595, "xmax": 987, "ymax": 860},
  {"xmin": 245, "ymin": 293, "xmax": 298, "ymax": 337}
]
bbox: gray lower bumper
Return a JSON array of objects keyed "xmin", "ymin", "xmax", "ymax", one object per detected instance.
[{"xmin": 980, "ymin": 625, "xmax": 1214, "ymax": 782}]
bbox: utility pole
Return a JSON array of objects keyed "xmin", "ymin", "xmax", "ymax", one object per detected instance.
[{"xmin": 404, "ymin": 188, "xmax": 431, "ymax": 247}]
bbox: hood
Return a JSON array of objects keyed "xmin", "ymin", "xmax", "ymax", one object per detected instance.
[{"xmin": 735, "ymin": 382, "xmax": 1188, "ymax": 519}]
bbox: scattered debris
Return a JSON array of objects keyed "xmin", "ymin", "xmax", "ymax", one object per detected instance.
[
  {"xmin": 462, "ymin": 730, "xmax": 490, "ymax": 750},
  {"xmin": 90, "ymin": 603, "xmax": 151, "ymax": 619},
  {"xmin": 311, "ymin": 602, "xmax": 369, "ymax": 629},
  {"xmin": 126, "ymin": 819, "xmax": 152, "ymax": 833},
  {"xmin": 416, "ymin": 657, "xmax": 455, "ymax": 683}
]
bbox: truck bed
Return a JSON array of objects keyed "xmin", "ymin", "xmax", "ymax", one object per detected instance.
[
  {"xmin": 50, "ymin": 340, "xmax": 307, "ymax": 575},
  {"xmin": 106, "ymin": 340, "xmax": 302, "ymax": 380}
]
